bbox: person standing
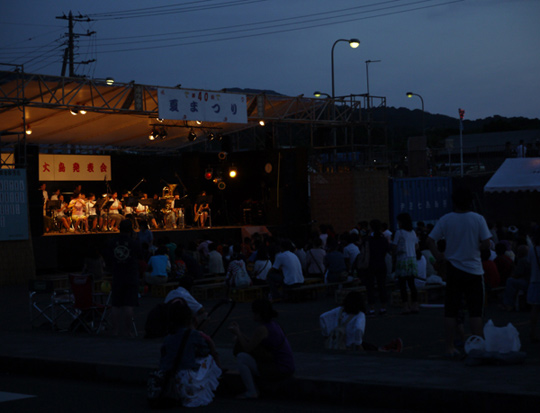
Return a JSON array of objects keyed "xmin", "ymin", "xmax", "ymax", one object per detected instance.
[
  {"xmin": 516, "ymin": 140, "xmax": 527, "ymax": 158},
  {"xmin": 427, "ymin": 187, "xmax": 492, "ymax": 357},
  {"xmin": 393, "ymin": 213, "xmax": 419, "ymax": 314},
  {"xmin": 104, "ymin": 219, "xmax": 142, "ymax": 337}
]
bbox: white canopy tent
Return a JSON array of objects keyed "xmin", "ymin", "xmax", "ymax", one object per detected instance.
[{"xmin": 484, "ymin": 158, "xmax": 540, "ymax": 193}]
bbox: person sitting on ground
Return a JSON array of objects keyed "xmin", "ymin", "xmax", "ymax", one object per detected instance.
[
  {"xmin": 159, "ymin": 301, "xmax": 221, "ymax": 407},
  {"xmin": 251, "ymin": 246, "xmax": 272, "ymax": 285},
  {"xmin": 228, "ymin": 299, "xmax": 295, "ymax": 399},
  {"xmin": 502, "ymin": 244, "xmax": 531, "ymax": 311},
  {"xmin": 145, "ymin": 246, "xmax": 171, "ymax": 285},
  {"xmin": 494, "ymin": 242, "xmax": 514, "ymax": 286},
  {"xmin": 305, "ymin": 237, "xmax": 326, "ymax": 279},
  {"xmin": 207, "ymin": 242, "xmax": 225, "ymax": 276},
  {"xmin": 324, "ymin": 238, "xmax": 348, "ymax": 283},
  {"xmin": 319, "ymin": 291, "xmax": 402, "ymax": 352},
  {"xmin": 165, "ymin": 276, "xmax": 208, "ymax": 325},
  {"xmin": 482, "ymin": 248, "xmax": 500, "ymax": 290},
  {"xmin": 225, "ymin": 243, "xmax": 250, "ymax": 289},
  {"xmin": 267, "ymin": 239, "xmax": 304, "ymax": 300}
]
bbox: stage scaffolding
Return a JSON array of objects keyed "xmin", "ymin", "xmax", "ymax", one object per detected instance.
[{"xmin": 0, "ymin": 69, "xmax": 388, "ymax": 168}]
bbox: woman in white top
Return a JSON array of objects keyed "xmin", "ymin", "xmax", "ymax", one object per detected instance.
[
  {"xmin": 393, "ymin": 213, "xmax": 419, "ymax": 314},
  {"xmin": 251, "ymin": 247, "xmax": 272, "ymax": 285}
]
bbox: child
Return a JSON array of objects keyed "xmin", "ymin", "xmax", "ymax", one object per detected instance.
[{"xmin": 319, "ymin": 291, "xmax": 402, "ymax": 352}]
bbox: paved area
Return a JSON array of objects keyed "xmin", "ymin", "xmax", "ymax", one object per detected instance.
[{"xmin": 2, "ymin": 281, "xmax": 540, "ymax": 410}]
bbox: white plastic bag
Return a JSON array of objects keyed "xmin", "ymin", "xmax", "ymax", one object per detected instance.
[
  {"xmin": 483, "ymin": 319, "xmax": 521, "ymax": 353},
  {"xmin": 464, "ymin": 335, "xmax": 485, "ymax": 354}
]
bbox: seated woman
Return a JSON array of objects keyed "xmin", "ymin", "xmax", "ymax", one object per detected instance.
[
  {"xmin": 319, "ymin": 291, "xmax": 402, "ymax": 352},
  {"xmin": 159, "ymin": 301, "xmax": 221, "ymax": 407},
  {"xmin": 251, "ymin": 246, "xmax": 272, "ymax": 285},
  {"xmin": 228, "ymin": 299, "xmax": 295, "ymax": 399}
]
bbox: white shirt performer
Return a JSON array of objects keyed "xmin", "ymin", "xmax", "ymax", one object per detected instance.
[{"xmin": 427, "ymin": 187, "xmax": 491, "ymax": 357}]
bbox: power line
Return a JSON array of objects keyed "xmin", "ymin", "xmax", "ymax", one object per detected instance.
[
  {"xmin": 82, "ymin": 0, "xmax": 402, "ymax": 43},
  {"xmin": 88, "ymin": 0, "xmax": 464, "ymax": 54},
  {"xmin": 87, "ymin": 0, "xmax": 269, "ymax": 20}
]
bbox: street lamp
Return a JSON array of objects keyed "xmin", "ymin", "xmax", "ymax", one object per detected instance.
[
  {"xmin": 331, "ymin": 38, "xmax": 360, "ymax": 98},
  {"xmin": 313, "ymin": 91, "xmax": 331, "ymax": 98},
  {"xmin": 406, "ymin": 91, "xmax": 425, "ymax": 136}
]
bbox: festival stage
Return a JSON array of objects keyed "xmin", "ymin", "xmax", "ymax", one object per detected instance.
[{"xmin": 33, "ymin": 225, "xmax": 272, "ymax": 274}]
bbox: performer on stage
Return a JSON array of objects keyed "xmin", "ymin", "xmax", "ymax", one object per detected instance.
[
  {"xmin": 86, "ymin": 193, "xmax": 99, "ymax": 232},
  {"xmin": 135, "ymin": 193, "xmax": 159, "ymax": 230},
  {"xmin": 107, "ymin": 191, "xmax": 124, "ymax": 232},
  {"xmin": 69, "ymin": 192, "xmax": 88, "ymax": 232},
  {"xmin": 194, "ymin": 191, "xmax": 211, "ymax": 228}
]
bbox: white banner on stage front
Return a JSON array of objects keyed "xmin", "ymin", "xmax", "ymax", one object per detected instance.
[
  {"xmin": 158, "ymin": 88, "xmax": 247, "ymax": 124},
  {"xmin": 39, "ymin": 154, "xmax": 112, "ymax": 181}
]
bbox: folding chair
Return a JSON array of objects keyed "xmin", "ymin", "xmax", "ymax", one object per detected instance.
[
  {"xmin": 29, "ymin": 279, "xmax": 75, "ymax": 330},
  {"xmin": 99, "ymin": 291, "xmax": 138, "ymax": 337},
  {"xmin": 68, "ymin": 273, "xmax": 110, "ymax": 334}
]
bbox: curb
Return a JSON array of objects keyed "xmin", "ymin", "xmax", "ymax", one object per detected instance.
[{"xmin": 2, "ymin": 354, "xmax": 540, "ymax": 410}]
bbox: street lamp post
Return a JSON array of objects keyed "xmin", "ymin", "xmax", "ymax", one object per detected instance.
[
  {"xmin": 331, "ymin": 38, "xmax": 360, "ymax": 98},
  {"xmin": 406, "ymin": 92, "xmax": 425, "ymax": 136}
]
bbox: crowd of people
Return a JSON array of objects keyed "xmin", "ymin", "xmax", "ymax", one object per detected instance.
[{"xmin": 89, "ymin": 185, "xmax": 540, "ymax": 406}]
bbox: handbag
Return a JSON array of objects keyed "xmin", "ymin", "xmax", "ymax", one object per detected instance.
[{"xmin": 147, "ymin": 329, "xmax": 191, "ymax": 409}]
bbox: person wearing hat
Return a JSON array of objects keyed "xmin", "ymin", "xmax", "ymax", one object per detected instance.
[{"xmin": 104, "ymin": 219, "xmax": 142, "ymax": 337}]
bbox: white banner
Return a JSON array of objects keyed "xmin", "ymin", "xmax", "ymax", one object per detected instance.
[
  {"xmin": 39, "ymin": 155, "xmax": 112, "ymax": 181},
  {"xmin": 158, "ymin": 88, "xmax": 247, "ymax": 123}
]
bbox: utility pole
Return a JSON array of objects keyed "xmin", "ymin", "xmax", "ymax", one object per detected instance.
[{"xmin": 56, "ymin": 11, "xmax": 94, "ymax": 77}]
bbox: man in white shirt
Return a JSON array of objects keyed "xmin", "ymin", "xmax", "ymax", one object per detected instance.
[
  {"xmin": 267, "ymin": 240, "xmax": 304, "ymax": 300},
  {"xmin": 428, "ymin": 187, "xmax": 491, "ymax": 357}
]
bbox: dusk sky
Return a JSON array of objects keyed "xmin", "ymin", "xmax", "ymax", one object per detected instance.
[{"xmin": 1, "ymin": 0, "xmax": 539, "ymax": 121}]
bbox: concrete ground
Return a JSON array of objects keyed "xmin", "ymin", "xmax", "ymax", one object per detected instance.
[{"xmin": 1, "ymin": 280, "xmax": 540, "ymax": 411}]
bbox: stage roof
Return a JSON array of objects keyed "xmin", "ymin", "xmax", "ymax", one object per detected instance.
[
  {"xmin": 0, "ymin": 71, "xmax": 332, "ymax": 154},
  {"xmin": 484, "ymin": 158, "xmax": 540, "ymax": 192}
]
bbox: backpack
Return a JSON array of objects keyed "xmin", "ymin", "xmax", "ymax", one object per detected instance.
[{"xmin": 324, "ymin": 309, "xmax": 354, "ymax": 350}]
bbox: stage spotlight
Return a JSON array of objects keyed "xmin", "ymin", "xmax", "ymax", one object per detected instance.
[
  {"xmin": 218, "ymin": 181, "xmax": 226, "ymax": 190},
  {"xmin": 105, "ymin": 77, "xmax": 115, "ymax": 85},
  {"xmin": 70, "ymin": 108, "xmax": 78, "ymax": 115},
  {"xmin": 229, "ymin": 166, "xmax": 237, "ymax": 179},
  {"xmin": 217, "ymin": 133, "xmax": 223, "ymax": 141},
  {"xmin": 149, "ymin": 129, "xmax": 156, "ymax": 140},
  {"xmin": 25, "ymin": 124, "xmax": 32, "ymax": 135},
  {"xmin": 160, "ymin": 128, "xmax": 168, "ymax": 139},
  {"xmin": 259, "ymin": 120, "xmax": 265, "ymax": 126},
  {"xmin": 188, "ymin": 128, "xmax": 197, "ymax": 142},
  {"xmin": 207, "ymin": 132, "xmax": 215, "ymax": 141},
  {"xmin": 204, "ymin": 168, "xmax": 213, "ymax": 180}
]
